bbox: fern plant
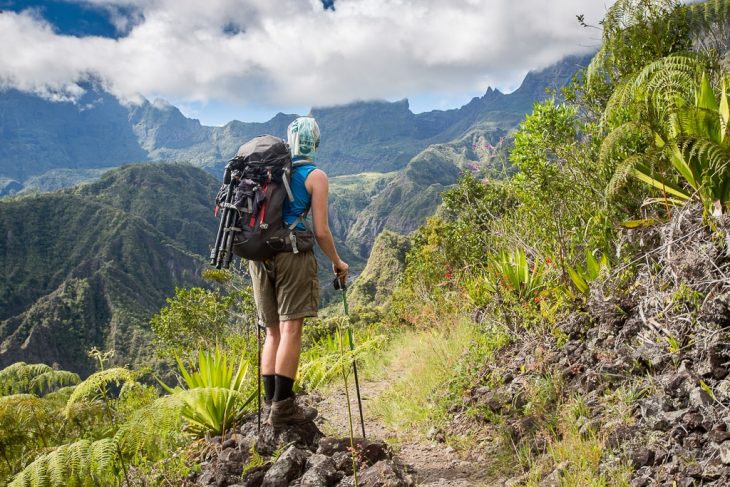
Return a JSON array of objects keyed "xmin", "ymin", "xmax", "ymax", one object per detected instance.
[
  {"xmin": 0, "ymin": 363, "xmax": 56, "ymax": 396},
  {"xmin": 299, "ymin": 326, "xmax": 386, "ymax": 390},
  {"xmin": 585, "ymin": 0, "xmax": 690, "ymax": 94},
  {"xmin": 603, "ymin": 55, "xmax": 730, "ymax": 215},
  {"xmin": 114, "ymin": 394, "xmax": 184, "ymax": 462},
  {"xmin": 8, "ymin": 438, "xmax": 122, "ymax": 487},
  {"xmin": 29, "ymin": 371, "xmax": 81, "ymax": 396},
  {"xmin": 63, "ymin": 367, "xmax": 139, "ymax": 419}
]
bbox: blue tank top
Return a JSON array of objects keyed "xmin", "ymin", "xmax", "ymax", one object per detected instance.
[{"xmin": 283, "ymin": 161, "xmax": 316, "ymax": 230}]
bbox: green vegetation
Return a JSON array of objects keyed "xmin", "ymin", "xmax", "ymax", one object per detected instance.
[
  {"xmin": 3, "ymin": 1, "xmax": 730, "ymax": 485},
  {"xmin": 161, "ymin": 348, "xmax": 255, "ymax": 437},
  {"xmin": 0, "ymin": 164, "xmax": 220, "ymax": 374},
  {"xmin": 352, "ymin": 0, "xmax": 730, "ymax": 484},
  {"xmin": 150, "ymin": 278, "xmax": 256, "ymax": 359},
  {"xmin": 1, "ymin": 333, "xmax": 257, "ymax": 485}
]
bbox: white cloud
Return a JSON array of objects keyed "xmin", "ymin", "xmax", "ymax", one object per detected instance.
[{"xmin": 0, "ymin": 0, "xmax": 613, "ymax": 110}]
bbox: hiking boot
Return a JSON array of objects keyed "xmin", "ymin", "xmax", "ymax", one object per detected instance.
[{"xmin": 269, "ymin": 397, "xmax": 318, "ymax": 427}]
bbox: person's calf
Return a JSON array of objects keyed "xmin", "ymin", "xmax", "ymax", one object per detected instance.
[{"xmin": 275, "ymin": 319, "xmax": 303, "ymax": 378}]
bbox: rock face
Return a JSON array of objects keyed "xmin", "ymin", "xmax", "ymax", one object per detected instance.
[
  {"xmin": 461, "ymin": 205, "xmax": 730, "ymax": 486},
  {"xmin": 191, "ymin": 410, "xmax": 413, "ymax": 487}
]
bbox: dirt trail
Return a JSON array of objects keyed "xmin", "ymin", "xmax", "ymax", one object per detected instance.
[{"xmin": 310, "ymin": 374, "xmax": 484, "ymax": 486}]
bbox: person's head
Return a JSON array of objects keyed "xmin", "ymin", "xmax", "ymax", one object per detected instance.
[{"xmin": 287, "ymin": 116, "xmax": 320, "ymax": 160}]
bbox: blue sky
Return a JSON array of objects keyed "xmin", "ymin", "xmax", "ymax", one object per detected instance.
[
  {"xmin": 0, "ymin": 1, "xmax": 609, "ymax": 126},
  {"xmin": 0, "ymin": 1, "xmax": 124, "ymax": 37}
]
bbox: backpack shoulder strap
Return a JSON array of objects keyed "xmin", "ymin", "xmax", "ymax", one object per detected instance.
[{"xmin": 287, "ymin": 207, "xmax": 311, "ymax": 231}]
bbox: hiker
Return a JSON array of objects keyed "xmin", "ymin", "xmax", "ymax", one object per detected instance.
[{"xmin": 249, "ymin": 116, "xmax": 349, "ymax": 427}]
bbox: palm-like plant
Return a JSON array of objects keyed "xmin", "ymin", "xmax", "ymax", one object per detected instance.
[
  {"xmin": 162, "ymin": 348, "xmax": 255, "ymax": 437},
  {"xmin": 492, "ymin": 249, "xmax": 548, "ymax": 302},
  {"xmin": 567, "ymin": 250, "xmax": 611, "ymax": 295}
]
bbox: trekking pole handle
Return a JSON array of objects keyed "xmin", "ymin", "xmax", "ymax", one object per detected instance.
[{"xmin": 332, "ymin": 275, "xmax": 347, "ymax": 291}]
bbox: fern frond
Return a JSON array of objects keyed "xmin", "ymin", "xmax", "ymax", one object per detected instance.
[
  {"xmin": 114, "ymin": 394, "xmax": 184, "ymax": 460},
  {"xmin": 0, "ymin": 363, "xmax": 53, "ymax": 395},
  {"xmin": 602, "ymin": 57, "xmax": 702, "ymax": 132},
  {"xmin": 48, "ymin": 444, "xmax": 69, "ymax": 486},
  {"xmin": 64, "ymin": 368, "xmax": 138, "ymax": 415},
  {"xmin": 29, "ymin": 371, "xmax": 81, "ymax": 395},
  {"xmin": 299, "ymin": 333, "xmax": 387, "ymax": 390},
  {"xmin": 633, "ymin": 55, "xmax": 705, "ymax": 110},
  {"xmin": 586, "ymin": 46, "xmax": 610, "ymax": 86},
  {"xmin": 89, "ymin": 438, "xmax": 119, "ymax": 482},
  {"xmin": 607, "ymin": 154, "xmax": 651, "ymax": 198},
  {"xmin": 8, "ymin": 438, "xmax": 121, "ymax": 487},
  {"xmin": 678, "ymin": 135, "xmax": 730, "ymax": 174},
  {"xmin": 602, "ymin": 78, "xmax": 636, "ymax": 128},
  {"xmin": 43, "ymin": 386, "xmax": 76, "ymax": 403},
  {"xmin": 0, "ymin": 393, "xmax": 37, "ymax": 404},
  {"xmin": 680, "ymin": 0, "xmax": 730, "ymax": 45},
  {"xmin": 600, "ymin": 121, "xmax": 653, "ymax": 168},
  {"xmin": 29, "ymin": 457, "xmax": 49, "ymax": 487}
]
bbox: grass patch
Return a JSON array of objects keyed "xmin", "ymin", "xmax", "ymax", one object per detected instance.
[
  {"xmin": 369, "ymin": 317, "xmax": 476, "ymax": 434},
  {"xmin": 329, "ymin": 171, "xmax": 398, "ymax": 196},
  {"xmin": 518, "ymin": 396, "xmax": 633, "ymax": 487}
]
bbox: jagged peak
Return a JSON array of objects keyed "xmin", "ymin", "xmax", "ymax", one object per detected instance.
[{"xmin": 151, "ymin": 98, "xmax": 174, "ymax": 110}]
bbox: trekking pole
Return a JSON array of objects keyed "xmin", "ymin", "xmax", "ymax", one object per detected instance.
[
  {"xmin": 334, "ymin": 276, "xmax": 366, "ymax": 439},
  {"xmin": 256, "ymin": 320, "xmax": 262, "ymax": 434}
]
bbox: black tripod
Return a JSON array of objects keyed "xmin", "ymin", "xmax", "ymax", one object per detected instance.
[{"xmin": 210, "ymin": 163, "xmax": 241, "ymax": 270}]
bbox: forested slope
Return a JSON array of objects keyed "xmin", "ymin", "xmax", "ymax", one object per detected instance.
[{"xmin": 0, "ymin": 164, "xmax": 218, "ymax": 373}]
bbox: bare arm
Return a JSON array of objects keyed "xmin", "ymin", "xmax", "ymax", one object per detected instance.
[{"xmin": 306, "ymin": 169, "xmax": 349, "ymax": 281}]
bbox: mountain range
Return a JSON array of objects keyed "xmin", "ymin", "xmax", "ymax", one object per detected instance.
[{"xmin": 0, "ymin": 55, "xmax": 588, "ymax": 193}]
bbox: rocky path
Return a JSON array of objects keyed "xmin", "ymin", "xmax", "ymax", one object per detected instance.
[{"xmin": 310, "ymin": 374, "xmax": 483, "ymax": 486}]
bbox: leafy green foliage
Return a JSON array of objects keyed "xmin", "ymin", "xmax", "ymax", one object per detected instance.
[
  {"xmin": 299, "ymin": 325, "xmax": 386, "ymax": 390},
  {"xmin": 64, "ymin": 368, "xmax": 139, "ymax": 418},
  {"xmin": 383, "ymin": 9, "xmax": 730, "ymax": 480},
  {"xmin": 8, "ymin": 438, "xmax": 122, "ymax": 487},
  {"xmin": 151, "ymin": 287, "xmax": 253, "ymax": 357},
  {"xmin": 493, "ymin": 249, "xmax": 548, "ymax": 303},
  {"xmin": 603, "ymin": 55, "xmax": 730, "ymax": 214},
  {"xmin": 567, "ymin": 250, "xmax": 611, "ymax": 295},
  {"xmin": 161, "ymin": 348, "xmax": 255, "ymax": 437},
  {"xmin": 4, "ymin": 346, "xmax": 251, "ymax": 485},
  {"xmin": 150, "ymin": 269, "xmax": 259, "ymax": 358},
  {"xmin": 0, "ymin": 363, "xmax": 79, "ymax": 396},
  {"xmin": 584, "ymin": 0, "xmax": 692, "ymax": 112}
]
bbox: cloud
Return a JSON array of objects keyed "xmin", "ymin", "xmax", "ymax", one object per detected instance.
[{"xmin": 0, "ymin": 0, "xmax": 613, "ymax": 110}]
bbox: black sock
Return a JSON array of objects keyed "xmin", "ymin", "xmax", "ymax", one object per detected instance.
[
  {"xmin": 262, "ymin": 374, "xmax": 275, "ymax": 402},
  {"xmin": 273, "ymin": 374, "xmax": 295, "ymax": 402}
]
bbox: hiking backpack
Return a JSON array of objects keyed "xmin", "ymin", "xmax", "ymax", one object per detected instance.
[{"xmin": 214, "ymin": 134, "xmax": 314, "ymax": 262}]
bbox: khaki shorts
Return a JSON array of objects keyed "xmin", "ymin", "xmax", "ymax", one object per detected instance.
[{"xmin": 249, "ymin": 250, "xmax": 320, "ymax": 326}]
